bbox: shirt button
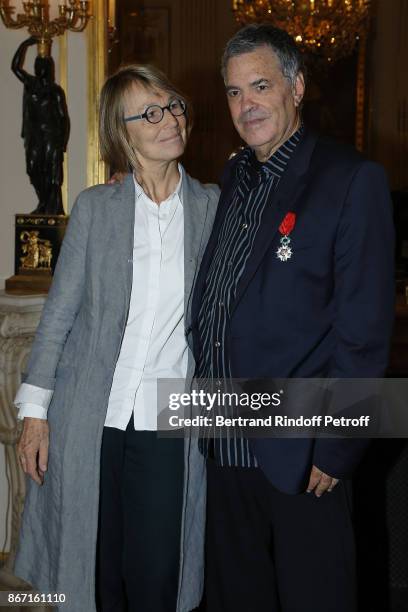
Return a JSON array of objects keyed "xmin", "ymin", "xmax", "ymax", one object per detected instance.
[
  {"xmin": 227, "ymin": 261, "xmax": 233, "ymax": 267},
  {"xmin": 242, "ymin": 223, "xmax": 248, "ymax": 229},
  {"xmin": 219, "ymin": 301, "xmax": 224, "ymax": 307},
  {"xmin": 215, "ymin": 380, "xmax": 222, "ymax": 387},
  {"xmin": 214, "ymin": 341, "xmax": 221, "ymax": 348}
]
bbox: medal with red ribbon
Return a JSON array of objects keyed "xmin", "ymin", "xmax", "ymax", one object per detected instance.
[{"xmin": 276, "ymin": 212, "xmax": 296, "ymax": 262}]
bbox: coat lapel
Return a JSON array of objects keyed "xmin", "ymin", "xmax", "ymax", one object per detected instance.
[
  {"xmin": 106, "ymin": 171, "xmax": 213, "ymax": 324},
  {"xmin": 230, "ymin": 129, "xmax": 318, "ymax": 316},
  {"xmin": 108, "ymin": 173, "xmax": 136, "ymax": 306},
  {"xmin": 182, "ymin": 172, "xmax": 211, "ymax": 323}
]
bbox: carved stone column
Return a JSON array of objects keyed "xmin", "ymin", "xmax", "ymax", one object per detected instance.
[{"xmin": 0, "ymin": 291, "xmax": 45, "ymax": 589}]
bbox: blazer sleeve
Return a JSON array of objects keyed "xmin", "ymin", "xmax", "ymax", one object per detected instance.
[
  {"xmin": 313, "ymin": 161, "xmax": 395, "ymax": 478},
  {"xmin": 22, "ymin": 191, "xmax": 91, "ymax": 390}
]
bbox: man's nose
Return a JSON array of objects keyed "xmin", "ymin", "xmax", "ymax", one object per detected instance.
[{"xmin": 240, "ymin": 92, "xmax": 256, "ymax": 114}]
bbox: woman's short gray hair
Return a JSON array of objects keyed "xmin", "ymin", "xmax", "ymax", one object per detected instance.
[{"xmin": 221, "ymin": 24, "xmax": 305, "ymax": 86}]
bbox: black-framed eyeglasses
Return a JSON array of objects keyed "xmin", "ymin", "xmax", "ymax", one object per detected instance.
[{"xmin": 124, "ymin": 98, "xmax": 187, "ymax": 124}]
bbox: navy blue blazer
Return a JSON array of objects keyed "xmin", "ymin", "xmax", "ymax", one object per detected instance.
[{"xmin": 191, "ymin": 128, "xmax": 395, "ymax": 494}]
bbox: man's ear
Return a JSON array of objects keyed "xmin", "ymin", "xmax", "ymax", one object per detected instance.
[{"xmin": 293, "ymin": 72, "xmax": 305, "ymax": 107}]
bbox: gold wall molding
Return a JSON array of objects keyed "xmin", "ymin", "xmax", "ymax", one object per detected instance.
[
  {"xmin": 59, "ymin": 32, "xmax": 68, "ymax": 212},
  {"xmin": 355, "ymin": 33, "xmax": 367, "ymax": 153},
  {"xmin": 367, "ymin": 0, "xmax": 408, "ymax": 189},
  {"xmin": 87, "ymin": 0, "xmax": 108, "ymax": 187},
  {"xmin": 395, "ymin": 0, "xmax": 408, "ymax": 188}
]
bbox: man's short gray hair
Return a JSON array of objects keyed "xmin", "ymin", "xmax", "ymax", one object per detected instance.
[{"xmin": 221, "ymin": 24, "xmax": 305, "ymax": 86}]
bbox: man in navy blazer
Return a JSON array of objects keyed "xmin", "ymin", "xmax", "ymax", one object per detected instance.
[{"xmin": 191, "ymin": 24, "xmax": 395, "ymax": 612}]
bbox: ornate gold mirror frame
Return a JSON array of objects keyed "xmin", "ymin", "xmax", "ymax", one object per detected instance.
[{"xmin": 87, "ymin": 0, "xmax": 108, "ymax": 186}]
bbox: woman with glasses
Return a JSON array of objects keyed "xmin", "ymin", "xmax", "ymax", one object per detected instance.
[{"xmin": 13, "ymin": 64, "xmax": 219, "ymax": 612}]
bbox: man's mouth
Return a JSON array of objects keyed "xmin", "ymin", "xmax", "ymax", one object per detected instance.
[{"xmin": 241, "ymin": 117, "xmax": 266, "ymax": 129}]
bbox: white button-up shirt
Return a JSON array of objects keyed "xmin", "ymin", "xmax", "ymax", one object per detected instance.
[{"xmin": 15, "ymin": 167, "xmax": 188, "ymax": 431}]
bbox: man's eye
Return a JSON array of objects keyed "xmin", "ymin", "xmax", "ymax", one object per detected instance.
[{"xmin": 257, "ymin": 84, "xmax": 268, "ymax": 91}]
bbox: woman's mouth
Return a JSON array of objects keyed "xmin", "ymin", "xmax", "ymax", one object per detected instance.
[{"xmin": 159, "ymin": 132, "xmax": 182, "ymax": 143}]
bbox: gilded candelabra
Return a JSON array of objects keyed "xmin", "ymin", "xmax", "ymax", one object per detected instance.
[
  {"xmin": 232, "ymin": 0, "xmax": 371, "ymax": 62},
  {"xmin": 0, "ymin": 0, "xmax": 91, "ymax": 56}
]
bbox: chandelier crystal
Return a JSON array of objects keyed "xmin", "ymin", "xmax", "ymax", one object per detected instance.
[{"xmin": 232, "ymin": 0, "xmax": 371, "ymax": 62}]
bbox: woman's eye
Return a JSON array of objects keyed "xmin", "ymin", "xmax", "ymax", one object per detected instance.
[
  {"xmin": 228, "ymin": 90, "xmax": 239, "ymax": 98},
  {"xmin": 146, "ymin": 107, "xmax": 161, "ymax": 121}
]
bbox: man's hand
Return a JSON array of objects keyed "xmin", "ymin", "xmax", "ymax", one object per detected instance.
[
  {"xmin": 306, "ymin": 465, "xmax": 339, "ymax": 497},
  {"xmin": 17, "ymin": 417, "xmax": 49, "ymax": 486},
  {"xmin": 107, "ymin": 172, "xmax": 126, "ymax": 185}
]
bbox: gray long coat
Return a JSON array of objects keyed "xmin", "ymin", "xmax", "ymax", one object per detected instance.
[{"xmin": 13, "ymin": 171, "xmax": 219, "ymax": 612}]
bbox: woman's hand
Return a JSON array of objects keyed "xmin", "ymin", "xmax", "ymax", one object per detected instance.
[{"xmin": 17, "ymin": 418, "xmax": 49, "ymax": 485}]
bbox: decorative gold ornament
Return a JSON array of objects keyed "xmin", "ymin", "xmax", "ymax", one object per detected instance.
[
  {"xmin": 232, "ymin": 0, "xmax": 371, "ymax": 62},
  {"xmin": 0, "ymin": 0, "xmax": 92, "ymax": 57},
  {"xmin": 20, "ymin": 230, "xmax": 53, "ymax": 271}
]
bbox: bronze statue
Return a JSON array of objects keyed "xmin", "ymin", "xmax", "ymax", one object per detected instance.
[{"xmin": 12, "ymin": 37, "xmax": 70, "ymax": 216}]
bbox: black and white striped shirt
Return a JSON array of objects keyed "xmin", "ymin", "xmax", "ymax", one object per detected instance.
[{"xmin": 196, "ymin": 128, "xmax": 303, "ymax": 468}]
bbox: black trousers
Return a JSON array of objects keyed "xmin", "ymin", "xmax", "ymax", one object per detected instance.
[
  {"xmin": 95, "ymin": 421, "xmax": 184, "ymax": 612},
  {"xmin": 202, "ymin": 458, "xmax": 357, "ymax": 612}
]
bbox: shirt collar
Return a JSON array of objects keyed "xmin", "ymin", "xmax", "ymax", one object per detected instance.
[{"xmin": 236, "ymin": 125, "xmax": 304, "ymax": 183}]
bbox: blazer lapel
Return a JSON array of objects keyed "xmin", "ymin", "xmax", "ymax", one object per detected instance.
[
  {"xmin": 182, "ymin": 172, "xmax": 211, "ymax": 323},
  {"xmin": 230, "ymin": 129, "xmax": 318, "ymax": 316},
  {"xmin": 107, "ymin": 171, "xmax": 213, "ymax": 324},
  {"xmin": 109, "ymin": 173, "xmax": 136, "ymax": 306}
]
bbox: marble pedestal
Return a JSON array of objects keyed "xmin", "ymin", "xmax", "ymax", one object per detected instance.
[{"xmin": 0, "ymin": 291, "xmax": 47, "ymax": 608}]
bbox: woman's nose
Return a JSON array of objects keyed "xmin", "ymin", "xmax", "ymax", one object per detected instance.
[{"xmin": 162, "ymin": 108, "xmax": 179, "ymax": 125}]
